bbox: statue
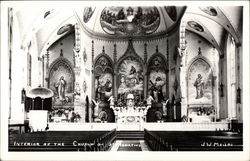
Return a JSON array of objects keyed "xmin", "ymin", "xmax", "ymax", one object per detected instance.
[
  {"xmin": 147, "ymin": 95, "xmax": 154, "ymax": 105},
  {"xmin": 92, "ymin": 99, "xmax": 100, "ymax": 118},
  {"xmin": 108, "ymin": 96, "xmax": 115, "ymax": 106},
  {"xmin": 55, "ymin": 76, "xmax": 67, "ymax": 101},
  {"xmin": 194, "ymin": 74, "xmax": 204, "ymax": 99}
]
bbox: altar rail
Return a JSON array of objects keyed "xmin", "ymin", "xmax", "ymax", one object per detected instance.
[
  {"xmin": 9, "ymin": 129, "xmax": 116, "ymax": 151},
  {"xmin": 48, "ymin": 123, "xmax": 117, "ymax": 131},
  {"xmin": 144, "ymin": 122, "xmax": 229, "ymax": 131},
  {"xmin": 144, "ymin": 129, "xmax": 243, "ymax": 151},
  {"xmin": 48, "ymin": 122, "xmax": 229, "ymax": 131}
]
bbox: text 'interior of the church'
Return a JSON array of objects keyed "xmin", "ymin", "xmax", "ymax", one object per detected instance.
[{"xmin": 4, "ymin": 4, "xmax": 245, "ymax": 152}]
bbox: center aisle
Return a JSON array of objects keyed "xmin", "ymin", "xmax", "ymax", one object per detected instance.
[{"xmin": 110, "ymin": 140, "xmax": 150, "ymax": 151}]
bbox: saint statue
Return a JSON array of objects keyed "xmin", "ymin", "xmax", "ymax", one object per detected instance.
[
  {"xmin": 56, "ymin": 76, "xmax": 67, "ymax": 101},
  {"xmin": 194, "ymin": 74, "xmax": 204, "ymax": 99}
]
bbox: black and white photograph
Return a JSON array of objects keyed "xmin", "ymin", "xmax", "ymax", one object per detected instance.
[{"xmin": 0, "ymin": 1, "xmax": 249, "ymax": 161}]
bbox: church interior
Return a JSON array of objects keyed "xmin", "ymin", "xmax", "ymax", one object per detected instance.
[{"xmin": 3, "ymin": 4, "xmax": 246, "ymax": 153}]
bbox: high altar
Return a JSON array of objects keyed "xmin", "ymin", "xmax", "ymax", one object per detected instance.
[{"xmin": 111, "ymin": 94, "xmax": 149, "ymax": 130}]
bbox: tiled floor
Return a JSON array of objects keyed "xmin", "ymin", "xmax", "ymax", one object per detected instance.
[{"xmin": 110, "ymin": 140, "xmax": 150, "ymax": 151}]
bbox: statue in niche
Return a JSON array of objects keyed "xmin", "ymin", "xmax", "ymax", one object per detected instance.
[
  {"xmin": 55, "ymin": 76, "xmax": 67, "ymax": 101},
  {"xmin": 194, "ymin": 74, "xmax": 204, "ymax": 99}
]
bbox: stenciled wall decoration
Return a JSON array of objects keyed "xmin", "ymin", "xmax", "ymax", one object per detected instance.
[
  {"xmin": 187, "ymin": 58, "xmax": 213, "ymax": 105},
  {"xmin": 187, "ymin": 21, "xmax": 204, "ymax": 32},
  {"xmin": 49, "ymin": 58, "xmax": 74, "ymax": 106},
  {"xmin": 83, "ymin": 7, "xmax": 95, "ymax": 23},
  {"xmin": 100, "ymin": 6, "xmax": 160, "ymax": 35},
  {"xmin": 94, "ymin": 56, "xmax": 113, "ymax": 102},
  {"xmin": 117, "ymin": 57, "xmax": 144, "ymax": 104}
]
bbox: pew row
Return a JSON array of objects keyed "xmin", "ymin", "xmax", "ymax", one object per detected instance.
[
  {"xmin": 144, "ymin": 129, "xmax": 243, "ymax": 151},
  {"xmin": 9, "ymin": 129, "xmax": 116, "ymax": 151}
]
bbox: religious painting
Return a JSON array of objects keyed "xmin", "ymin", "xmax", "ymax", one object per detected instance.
[
  {"xmin": 148, "ymin": 70, "xmax": 166, "ymax": 103},
  {"xmin": 57, "ymin": 24, "xmax": 74, "ymax": 35},
  {"xmin": 117, "ymin": 57, "xmax": 143, "ymax": 104},
  {"xmin": 199, "ymin": 6, "xmax": 218, "ymax": 16},
  {"xmin": 100, "ymin": 6, "xmax": 160, "ymax": 35},
  {"xmin": 187, "ymin": 21, "xmax": 204, "ymax": 32},
  {"xmin": 95, "ymin": 73, "xmax": 113, "ymax": 102},
  {"xmin": 187, "ymin": 59, "xmax": 213, "ymax": 105},
  {"xmin": 94, "ymin": 56, "xmax": 113, "ymax": 102},
  {"xmin": 165, "ymin": 6, "xmax": 177, "ymax": 21},
  {"xmin": 147, "ymin": 56, "xmax": 167, "ymax": 103},
  {"xmin": 83, "ymin": 7, "xmax": 95, "ymax": 23},
  {"xmin": 49, "ymin": 61, "xmax": 74, "ymax": 106}
]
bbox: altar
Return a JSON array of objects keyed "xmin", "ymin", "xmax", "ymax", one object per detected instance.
[{"xmin": 113, "ymin": 94, "xmax": 148, "ymax": 131}]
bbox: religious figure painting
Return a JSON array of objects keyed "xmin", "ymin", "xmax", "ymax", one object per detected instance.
[
  {"xmin": 188, "ymin": 59, "xmax": 213, "ymax": 105},
  {"xmin": 118, "ymin": 58, "xmax": 143, "ymax": 104},
  {"xmin": 83, "ymin": 7, "xmax": 95, "ymax": 23},
  {"xmin": 95, "ymin": 73, "xmax": 113, "ymax": 102},
  {"xmin": 49, "ymin": 62, "xmax": 74, "ymax": 106},
  {"xmin": 100, "ymin": 6, "xmax": 160, "ymax": 35},
  {"xmin": 148, "ymin": 70, "xmax": 166, "ymax": 103}
]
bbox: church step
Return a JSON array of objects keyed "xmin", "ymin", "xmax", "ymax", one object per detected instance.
[{"xmin": 116, "ymin": 131, "xmax": 144, "ymax": 140}]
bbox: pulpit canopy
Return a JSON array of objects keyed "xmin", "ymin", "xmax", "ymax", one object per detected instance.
[{"xmin": 26, "ymin": 87, "xmax": 54, "ymax": 99}]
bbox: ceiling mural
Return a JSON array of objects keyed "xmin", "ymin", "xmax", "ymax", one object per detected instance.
[
  {"xmin": 199, "ymin": 6, "xmax": 218, "ymax": 16},
  {"xmin": 187, "ymin": 21, "xmax": 204, "ymax": 32},
  {"xmin": 100, "ymin": 6, "xmax": 160, "ymax": 35},
  {"xmin": 57, "ymin": 24, "xmax": 74, "ymax": 35},
  {"xmin": 83, "ymin": 7, "xmax": 95, "ymax": 23},
  {"xmin": 165, "ymin": 6, "xmax": 177, "ymax": 21}
]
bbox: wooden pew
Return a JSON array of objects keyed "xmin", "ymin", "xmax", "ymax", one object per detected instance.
[
  {"xmin": 144, "ymin": 129, "xmax": 243, "ymax": 151},
  {"xmin": 9, "ymin": 129, "xmax": 116, "ymax": 151}
]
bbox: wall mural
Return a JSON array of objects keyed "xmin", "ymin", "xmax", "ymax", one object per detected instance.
[
  {"xmin": 148, "ymin": 56, "xmax": 167, "ymax": 103},
  {"xmin": 148, "ymin": 70, "xmax": 166, "ymax": 103},
  {"xmin": 100, "ymin": 6, "xmax": 160, "ymax": 35},
  {"xmin": 57, "ymin": 24, "xmax": 74, "ymax": 35},
  {"xmin": 188, "ymin": 59, "xmax": 213, "ymax": 105},
  {"xmin": 199, "ymin": 6, "xmax": 217, "ymax": 16},
  {"xmin": 94, "ymin": 56, "xmax": 113, "ymax": 102},
  {"xmin": 118, "ymin": 57, "xmax": 144, "ymax": 105},
  {"xmin": 187, "ymin": 21, "xmax": 204, "ymax": 32},
  {"xmin": 165, "ymin": 6, "xmax": 177, "ymax": 21},
  {"xmin": 49, "ymin": 61, "xmax": 74, "ymax": 106},
  {"xmin": 83, "ymin": 7, "xmax": 95, "ymax": 23}
]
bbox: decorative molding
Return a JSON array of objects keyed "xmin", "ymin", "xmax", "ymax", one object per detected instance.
[
  {"xmin": 91, "ymin": 40, "xmax": 94, "ymax": 69},
  {"xmin": 94, "ymin": 53, "xmax": 114, "ymax": 74},
  {"xmin": 144, "ymin": 43, "xmax": 147, "ymax": 65},
  {"xmin": 113, "ymin": 43, "xmax": 117, "ymax": 64},
  {"xmin": 74, "ymin": 23, "xmax": 81, "ymax": 53},
  {"xmin": 147, "ymin": 47, "xmax": 168, "ymax": 74},
  {"xmin": 116, "ymin": 39, "xmax": 144, "ymax": 71}
]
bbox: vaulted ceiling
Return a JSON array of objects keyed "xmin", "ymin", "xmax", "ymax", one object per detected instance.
[{"xmin": 14, "ymin": 5, "xmax": 243, "ymax": 56}]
